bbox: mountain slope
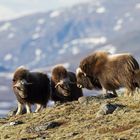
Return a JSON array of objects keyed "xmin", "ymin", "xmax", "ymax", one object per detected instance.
[{"xmin": 0, "ymin": 0, "xmax": 139, "ymax": 71}]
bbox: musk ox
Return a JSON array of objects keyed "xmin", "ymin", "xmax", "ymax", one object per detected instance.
[
  {"xmin": 76, "ymin": 51, "xmax": 139, "ymax": 96},
  {"xmin": 51, "ymin": 65, "xmax": 83, "ymax": 102},
  {"xmin": 12, "ymin": 66, "xmax": 50, "ymax": 115}
]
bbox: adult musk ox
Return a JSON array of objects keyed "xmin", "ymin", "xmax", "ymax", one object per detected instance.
[
  {"xmin": 12, "ymin": 66, "xmax": 50, "ymax": 115},
  {"xmin": 76, "ymin": 51, "xmax": 139, "ymax": 96},
  {"xmin": 51, "ymin": 65, "xmax": 83, "ymax": 102}
]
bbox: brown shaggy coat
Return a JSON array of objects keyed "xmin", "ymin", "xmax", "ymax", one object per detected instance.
[
  {"xmin": 76, "ymin": 51, "xmax": 139, "ymax": 95},
  {"xmin": 134, "ymin": 70, "xmax": 140, "ymax": 87},
  {"xmin": 51, "ymin": 65, "xmax": 83, "ymax": 102},
  {"xmin": 12, "ymin": 66, "xmax": 50, "ymax": 115}
]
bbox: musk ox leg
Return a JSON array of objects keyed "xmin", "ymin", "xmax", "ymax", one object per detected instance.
[
  {"xmin": 102, "ymin": 87, "xmax": 108, "ymax": 95},
  {"xmin": 25, "ymin": 103, "xmax": 31, "ymax": 114},
  {"xmin": 16, "ymin": 102, "xmax": 23, "ymax": 115},
  {"xmin": 35, "ymin": 104, "xmax": 42, "ymax": 113}
]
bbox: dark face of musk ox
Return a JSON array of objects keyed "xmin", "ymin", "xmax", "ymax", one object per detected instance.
[
  {"xmin": 55, "ymin": 79, "xmax": 72, "ymax": 97},
  {"xmin": 76, "ymin": 68, "xmax": 102, "ymax": 90},
  {"xmin": 13, "ymin": 76, "xmax": 32, "ymax": 99}
]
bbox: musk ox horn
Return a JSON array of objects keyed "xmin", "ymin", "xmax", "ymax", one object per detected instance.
[
  {"xmin": 55, "ymin": 80, "xmax": 64, "ymax": 88},
  {"xmin": 21, "ymin": 79, "xmax": 33, "ymax": 85},
  {"xmin": 76, "ymin": 68, "xmax": 86, "ymax": 76},
  {"xmin": 14, "ymin": 80, "xmax": 32, "ymax": 88}
]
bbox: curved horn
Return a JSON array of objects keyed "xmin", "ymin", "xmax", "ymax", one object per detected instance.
[
  {"xmin": 76, "ymin": 67, "xmax": 86, "ymax": 76},
  {"xmin": 21, "ymin": 79, "xmax": 32, "ymax": 85},
  {"xmin": 55, "ymin": 80, "xmax": 63, "ymax": 88}
]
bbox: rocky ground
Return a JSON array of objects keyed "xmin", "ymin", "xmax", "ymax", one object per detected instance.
[{"xmin": 1, "ymin": 93, "xmax": 140, "ymax": 140}]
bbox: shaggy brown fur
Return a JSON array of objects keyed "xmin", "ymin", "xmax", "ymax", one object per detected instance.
[
  {"xmin": 134, "ymin": 70, "xmax": 140, "ymax": 87},
  {"xmin": 12, "ymin": 66, "xmax": 50, "ymax": 115},
  {"xmin": 51, "ymin": 65, "xmax": 83, "ymax": 102},
  {"xmin": 76, "ymin": 51, "xmax": 139, "ymax": 95}
]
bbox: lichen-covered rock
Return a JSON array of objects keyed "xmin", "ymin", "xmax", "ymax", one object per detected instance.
[{"xmin": 96, "ymin": 103, "xmax": 120, "ymax": 117}]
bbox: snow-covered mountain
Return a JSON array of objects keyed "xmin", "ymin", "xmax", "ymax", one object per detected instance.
[
  {"xmin": 0, "ymin": 0, "xmax": 140, "ymax": 116},
  {"xmin": 0, "ymin": 0, "xmax": 140, "ymax": 72}
]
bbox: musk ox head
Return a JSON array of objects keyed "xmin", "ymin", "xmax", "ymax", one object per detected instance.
[
  {"xmin": 51, "ymin": 65, "xmax": 76, "ymax": 97},
  {"xmin": 76, "ymin": 67, "xmax": 102, "ymax": 90},
  {"xmin": 12, "ymin": 67, "xmax": 32, "ymax": 98},
  {"xmin": 55, "ymin": 78, "xmax": 73, "ymax": 97}
]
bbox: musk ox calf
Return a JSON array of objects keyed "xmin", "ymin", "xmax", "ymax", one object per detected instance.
[
  {"xmin": 51, "ymin": 65, "xmax": 83, "ymax": 102},
  {"xmin": 76, "ymin": 51, "xmax": 139, "ymax": 96},
  {"xmin": 12, "ymin": 66, "xmax": 50, "ymax": 115}
]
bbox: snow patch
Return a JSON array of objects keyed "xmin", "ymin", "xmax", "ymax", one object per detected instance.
[
  {"xmin": 50, "ymin": 11, "xmax": 61, "ymax": 18},
  {"xmin": 35, "ymin": 49, "xmax": 42, "ymax": 56},
  {"xmin": 113, "ymin": 19, "xmax": 123, "ymax": 31},
  {"xmin": 135, "ymin": 3, "xmax": 140, "ymax": 9},
  {"xmin": 72, "ymin": 47, "xmax": 80, "ymax": 55},
  {"xmin": 58, "ymin": 49, "xmax": 66, "ymax": 54},
  {"xmin": 0, "ymin": 22, "xmax": 11, "ymax": 32},
  {"xmin": 37, "ymin": 18, "xmax": 45, "ymax": 24},
  {"xmin": 96, "ymin": 7, "xmax": 106, "ymax": 14},
  {"xmin": 71, "ymin": 37, "xmax": 107, "ymax": 45},
  {"xmin": 113, "ymin": 24, "xmax": 122, "ymax": 31},
  {"xmin": 32, "ymin": 33, "xmax": 40, "ymax": 40},
  {"xmin": 124, "ymin": 12, "xmax": 131, "ymax": 18},
  {"xmin": 58, "ymin": 47, "xmax": 66, "ymax": 54},
  {"xmin": 4, "ymin": 54, "xmax": 12, "ymax": 61},
  {"xmin": 8, "ymin": 33, "xmax": 15, "ymax": 39},
  {"xmin": 116, "ymin": 19, "xmax": 123, "ymax": 25}
]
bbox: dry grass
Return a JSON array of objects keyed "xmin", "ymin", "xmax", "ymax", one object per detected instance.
[{"xmin": 1, "ymin": 95, "xmax": 140, "ymax": 139}]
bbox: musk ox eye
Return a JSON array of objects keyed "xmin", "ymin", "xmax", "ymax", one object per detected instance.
[{"xmin": 12, "ymin": 79, "xmax": 16, "ymax": 82}]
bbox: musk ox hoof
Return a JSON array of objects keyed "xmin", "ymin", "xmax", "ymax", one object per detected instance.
[{"xmin": 7, "ymin": 107, "xmax": 26, "ymax": 117}]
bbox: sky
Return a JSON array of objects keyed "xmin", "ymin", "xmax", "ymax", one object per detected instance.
[{"xmin": 0, "ymin": 0, "xmax": 89, "ymax": 21}]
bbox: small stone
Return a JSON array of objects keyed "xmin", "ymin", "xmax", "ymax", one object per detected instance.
[
  {"xmin": 35, "ymin": 121, "xmax": 61, "ymax": 131},
  {"xmin": 96, "ymin": 103, "xmax": 118, "ymax": 117},
  {"xmin": 78, "ymin": 96, "xmax": 88, "ymax": 104},
  {"xmin": 3, "ymin": 121, "xmax": 23, "ymax": 127}
]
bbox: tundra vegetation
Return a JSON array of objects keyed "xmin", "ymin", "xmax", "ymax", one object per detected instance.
[{"xmin": 1, "ymin": 93, "xmax": 140, "ymax": 139}]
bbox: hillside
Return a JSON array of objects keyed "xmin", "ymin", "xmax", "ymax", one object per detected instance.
[
  {"xmin": 1, "ymin": 95, "xmax": 140, "ymax": 140},
  {"xmin": 0, "ymin": 0, "xmax": 140, "ymax": 117},
  {"xmin": 0, "ymin": 0, "xmax": 140, "ymax": 71}
]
